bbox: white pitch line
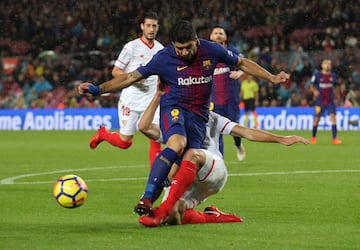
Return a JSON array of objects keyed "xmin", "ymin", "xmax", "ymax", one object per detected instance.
[
  {"xmin": 0, "ymin": 165, "xmax": 147, "ymax": 185},
  {"xmin": 1, "ymin": 168, "xmax": 360, "ymax": 185},
  {"xmin": 7, "ymin": 177, "xmax": 149, "ymax": 185},
  {"xmin": 229, "ymin": 169, "xmax": 360, "ymax": 176}
]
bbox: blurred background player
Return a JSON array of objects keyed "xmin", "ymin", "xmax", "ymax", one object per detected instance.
[
  {"xmin": 309, "ymin": 59, "xmax": 342, "ymax": 145},
  {"xmin": 137, "ymin": 84, "xmax": 308, "ymax": 227},
  {"xmin": 209, "ymin": 26, "xmax": 246, "ymax": 161},
  {"xmin": 240, "ymin": 74, "xmax": 259, "ymax": 128},
  {"xmin": 89, "ymin": 11, "xmax": 164, "ymax": 166}
]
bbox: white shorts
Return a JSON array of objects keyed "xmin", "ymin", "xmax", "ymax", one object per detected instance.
[
  {"xmin": 180, "ymin": 149, "xmax": 228, "ymax": 209},
  {"xmin": 118, "ymin": 99, "xmax": 159, "ymax": 136}
]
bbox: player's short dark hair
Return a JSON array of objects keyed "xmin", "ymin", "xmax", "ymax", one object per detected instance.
[
  {"xmin": 211, "ymin": 25, "xmax": 227, "ymax": 34},
  {"xmin": 143, "ymin": 11, "xmax": 159, "ymax": 22},
  {"xmin": 169, "ymin": 20, "xmax": 197, "ymax": 43}
]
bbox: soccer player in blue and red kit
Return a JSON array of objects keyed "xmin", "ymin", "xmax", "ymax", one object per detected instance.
[
  {"xmin": 309, "ymin": 59, "xmax": 342, "ymax": 145},
  {"xmin": 78, "ymin": 20, "xmax": 290, "ymax": 216},
  {"xmin": 210, "ymin": 26, "xmax": 245, "ymax": 160}
]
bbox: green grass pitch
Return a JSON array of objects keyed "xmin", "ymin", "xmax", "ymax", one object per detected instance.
[{"xmin": 0, "ymin": 130, "xmax": 359, "ymax": 249}]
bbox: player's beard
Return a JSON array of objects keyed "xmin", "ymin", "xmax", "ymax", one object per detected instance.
[
  {"xmin": 182, "ymin": 45, "xmax": 198, "ymax": 63},
  {"xmin": 144, "ymin": 33, "xmax": 155, "ymax": 43}
]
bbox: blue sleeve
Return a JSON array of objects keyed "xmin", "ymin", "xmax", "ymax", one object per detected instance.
[
  {"xmin": 213, "ymin": 42, "xmax": 239, "ymax": 66},
  {"xmin": 137, "ymin": 51, "xmax": 163, "ymax": 78},
  {"xmin": 313, "ymin": 72, "xmax": 321, "ymax": 89},
  {"xmin": 228, "ymin": 45, "xmax": 240, "ymax": 57}
]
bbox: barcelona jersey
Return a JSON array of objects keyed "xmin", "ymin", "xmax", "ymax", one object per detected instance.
[
  {"xmin": 137, "ymin": 39, "xmax": 239, "ymax": 121},
  {"xmin": 311, "ymin": 71, "xmax": 337, "ymax": 106},
  {"xmin": 211, "ymin": 45, "xmax": 241, "ymax": 106}
]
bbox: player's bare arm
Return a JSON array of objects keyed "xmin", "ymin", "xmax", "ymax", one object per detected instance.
[
  {"xmin": 101, "ymin": 70, "xmax": 144, "ymax": 93},
  {"xmin": 309, "ymin": 84, "xmax": 319, "ymax": 98},
  {"xmin": 137, "ymin": 82, "xmax": 164, "ymax": 140},
  {"xmin": 236, "ymin": 57, "xmax": 289, "ymax": 84},
  {"xmin": 78, "ymin": 70, "xmax": 144, "ymax": 96},
  {"xmin": 112, "ymin": 66, "xmax": 126, "ymax": 78},
  {"xmin": 230, "ymin": 125, "xmax": 309, "ymax": 146}
]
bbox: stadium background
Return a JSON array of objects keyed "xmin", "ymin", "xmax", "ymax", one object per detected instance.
[
  {"xmin": 0, "ymin": 0, "xmax": 359, "ymax": 130},
  {"xmin": 1, "ymin": 2, "xmax": 360, "ymax": 249}
]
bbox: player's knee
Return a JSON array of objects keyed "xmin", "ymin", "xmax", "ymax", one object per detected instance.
[
  {"xmin": 313, "ymin": 117, "xmax": 320, "ymax": 125},
  {"xmin": 137, "ymin": 121, "xmax": 147, "ymax": 134},
  {"xmin": 183, "ymin": 149, "xmax": 204, "ymax": 168},
  {"xmin": 167, "ymin": 134, "xmax": 187, "ymax": 155},
  {"xmin": 138, "ymin": 124, "xmax": 161, "ymax": 141},
  {"xmin": 329, "ymin": 114, "xmax": 336, "ymax": 123}
]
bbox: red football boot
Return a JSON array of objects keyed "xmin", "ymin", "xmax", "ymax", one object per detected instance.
[
  {"xmin": 89, "ymin": 125, "xmax": 107, "ymax": 149},
  {"xmin": 204, "ymin": 205, "xmax": 243, "ymax": 223},
  {"xmin": 138, "ymin": 208, "xmax": 168, "ymax": 227}
]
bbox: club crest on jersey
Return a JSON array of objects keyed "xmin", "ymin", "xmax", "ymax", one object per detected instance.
[
  {"xmin": 171, "ymin": 108, "xmax": 180, "ymax": 121},
  {"xmin": 203, "ymin": 60, "xmax": 211, "ymax": 70}
]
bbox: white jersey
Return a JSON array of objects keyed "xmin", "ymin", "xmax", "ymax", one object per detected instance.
[
  {"xmin": 202, "ymin": 111, "xmax": 237, "ymax": 158},
  {"xmin": 114, "ymin": 37, "xmax": 164, "ymax": 111},
  {"xmin": 163, "ymin": 111, "xmax": 238, "ymax": 209}
]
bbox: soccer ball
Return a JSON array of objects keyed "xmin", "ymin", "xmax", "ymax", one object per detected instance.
[{"xmin": 53, "ymin": 175, "xmax": 88, "ymax": 208}]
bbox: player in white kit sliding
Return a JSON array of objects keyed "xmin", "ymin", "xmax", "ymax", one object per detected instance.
[
  {"xmin": 136, "ymin": 84, "xmax": 309, "ymax": 226},
  {"xmin": 89, "ymin": 11, "xmax": 164, "ymax": 167}
]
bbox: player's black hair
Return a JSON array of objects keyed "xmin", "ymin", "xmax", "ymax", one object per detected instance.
[
  {"xmin": 169, "ymin": 19, "xmax": 197, "ymax": 43},
  {"xmin": 211, "ymin": 25, "xmax": 227, "ymax": 34},
  {"xmin": 210, "ymin": 25, "xmax": 230, "ymax": 43},
  {"xmin": 142, "ymin": 11, "xmax": 159, "ymax": 22}
]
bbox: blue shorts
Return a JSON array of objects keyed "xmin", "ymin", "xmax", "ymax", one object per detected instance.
[
  {"xmin": 213, "ymin": 103, "xmax": 240, "ymax": 123},
  {"xmin": 315, "ymin": 103, "xmax": 336, "ymax": 117},
  {"xmin": 160, "ymin": 106, "xmax": 206, "ymax": 149}
]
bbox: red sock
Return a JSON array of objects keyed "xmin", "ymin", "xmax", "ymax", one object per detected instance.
[
  {"xmin": 182, "ymin": 209, "xmax": 206, "ymax": 224},
  {"xmin": 103, "ymin": 132, "xmax": 132, "ymax": 149},
  {"xmin": 149, "ymin": 139, "xmax": 161, "ymax": 168},
  {"xmin": 157, "ymin": 160, "xmax": 197, "ymax": 215},
  {"xmin": 182, "ymin": 209, "xmax": 240, "ymax": 224}
]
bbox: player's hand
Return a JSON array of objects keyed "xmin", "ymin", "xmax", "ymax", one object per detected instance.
[
  {"xmin": 273, "ymin": 71, "xmax": 290, "ymax": 84},
  {"xmin": 313, "ymin": 89, "xmax": 320, "ymax": 98},
  {"xmin": 78, "ymin": 82, "xmax": 101, "ymax": 96},
  {"xmin": 229, "ymin": 70, "xmax": 244, "ymax": 80},
  {"xmin": 281, "ymin": 135, "xmax": 309, "ymax": 146}
]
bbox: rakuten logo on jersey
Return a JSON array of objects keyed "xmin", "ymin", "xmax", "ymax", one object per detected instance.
[
  {"xmin": 177, "ymin": 76, "xmax": 213, "ymax": 86},
  {"xmin": 213, "ymin": 67, "xmax": 230, "ymax": 75},
  {"xmin": 319, "ymin": 83, "xmax": 333, "ymax": 89}
]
